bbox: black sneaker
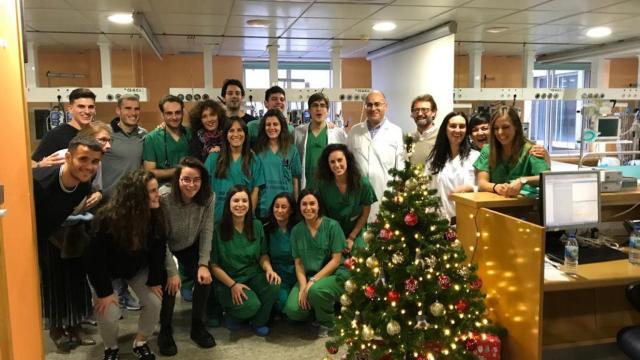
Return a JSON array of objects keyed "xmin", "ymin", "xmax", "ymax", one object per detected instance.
[
  {"xmin": 132, "ymin": 342, "xmax": 155, "ymax": 360},
  {"xmin": 103, "ymin": 348, "xmax": 119, "ymax": 360},
  {"xmin": 190, "ymin": 324, "xmax": 216, "ymax": 348},
  {"xmin": 157, "ymin": 328, "xmax": 177, "ymax": 356}
]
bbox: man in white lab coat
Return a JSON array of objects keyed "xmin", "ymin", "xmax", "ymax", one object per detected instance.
[
  {"xmin": 347, "ymin": 90, "xmax": 404, "ymax": 222},
  {"xmin": 294, "ymin": 92, "xmax": 347, "ymax": 189}
]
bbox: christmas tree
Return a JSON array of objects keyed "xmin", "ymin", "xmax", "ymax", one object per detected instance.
[{"xmin": 325, "ymin": 135, "xmax": 501, "ymax": 360}]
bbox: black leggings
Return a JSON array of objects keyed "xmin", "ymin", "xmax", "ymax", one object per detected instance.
[{"xmin": 160, "ymin": 241, "xmax": 211, "ymax": 330}]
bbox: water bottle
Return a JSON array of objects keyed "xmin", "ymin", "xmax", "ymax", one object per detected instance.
[
  {"xmin": 629, "ymin": 230, "xmax": 640, "ymax": 265},
  {"xmin": 564, "ymin": 234, "xmax": 579, "ymax": 275}
]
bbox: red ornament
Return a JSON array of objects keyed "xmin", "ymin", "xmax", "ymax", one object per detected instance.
[
  {"xmin": 438, "ymin": 274, "xmax": 451, "ymax": 289},
  {"xmin": 455, "ymin": 299, "xmax": 469, "ymax": 313},
  {"xmin": 415, "ymin": 355, "xmax": 426, "ymax": 360},
  {"xmin": 344, "ymin": 257, "xmax": 355, "ymax": 270},
  {"xmin": 470, "ymin": 278, "xmax": 483, "ymax": 290},
  {"xmin": 423, "ymin": 340, "xmax": 442, "ymax": 354},
  {"xmin": 404, "ymin": 277, "xmax": 418, "ymax": 293},
  {"xmin": 365, "ymin": 285, "xmax": 376, "ymax": 299},
  {"xmin": 326, "ymin": 346, "xmax": 339, "ymax": 354},
  {"xmin": 387, "ymin": 290, "xmax": 400, "ymax": 302},
  {"xmin": 404, "ymin": 212, "xmax": 418, "ymax": 226},
  {"xmin": 445, "ymin": 229, "xmax": 457, "ymax": 241},
  {"xmin": 465, "ymin": 337, "xmax": 478, "ymax": 352},
  {"xmin": 379, "ymin": 228, "xmax": 393, "ymax": 241}
]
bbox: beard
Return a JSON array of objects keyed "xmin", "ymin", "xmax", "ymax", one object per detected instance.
[{"xmin": 416, "ymin": 118, "xmax": 430, "ymax": 127}]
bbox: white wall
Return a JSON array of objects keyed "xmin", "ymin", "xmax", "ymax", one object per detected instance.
[{"xmin": 371, "ymin": 34, "xmax": 455, "ymax": 133}]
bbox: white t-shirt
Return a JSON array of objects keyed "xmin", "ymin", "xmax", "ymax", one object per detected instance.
[{"xmin": 430, "ymin": 150, "xmax": 480, "ymax": 220}]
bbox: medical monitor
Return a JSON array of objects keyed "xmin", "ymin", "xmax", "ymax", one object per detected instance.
[
  {"xmin": 596, "ymin": 116, "xmax": 620, "ymax": 141},
  {"xmin": 541, "ymin": 170, "xmax": 600, "ymax": 230}
]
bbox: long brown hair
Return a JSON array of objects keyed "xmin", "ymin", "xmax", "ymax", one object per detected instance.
[
  {"xmin": 219, "ymin": 185, "xmax": 254, "ymax": 242},
  {"xmin": 93, "ymin": 169, "xmax": 165, "ymax": 250},
  {"xmin": 253, "ymin": 109, "xmax": 292, "ymax": 155},
  {"xmin": 488, "ymin": 106, "xmax": 531, "ymax": 169},
  {"xmin": 215, "ymin": 117, "xmax": 253, "ymax": 178},
  {"xmin": 170, "ymin": 156, "xmax": 213, "ymax": 206}
]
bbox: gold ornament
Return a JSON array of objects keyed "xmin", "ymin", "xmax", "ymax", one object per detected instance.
[
  {"xmin": 392, "ymin": 252, "xmax": 404, "ymax": 264},
  {"xmin": 344, "ymin": 279, "xmax": 357, "ymax": 293},
  {"xmin": 363, "ymin": 230, "xmax": 375, "ymax": 244},
  {"xmin": 365, "ymin": 256, "xmax": 379, "ymax": 269},
  {"xmin": 405, "ymin": 178, "xmax": 419, "ymax": 191},
  {"xmin": 341, "ymin": 306, "xmax": 349, "ymax": 313},
  {"xmin": 452, "ymin": 239, "xmax": 462, "ymax": 248},
  {"xmin": 361, "ymin": 325, "xmax": 375, "ymax": 341},
  {"xmin": 386, "ymin": 320, "xmax": 401, "ymax": 335},
  {"xmin": 340, "ymin": 294, "xmax": 352, "ymax": 306},
  {"xmin": 430, "ymin": 301, "xmax": 445, "ymax": 317}
]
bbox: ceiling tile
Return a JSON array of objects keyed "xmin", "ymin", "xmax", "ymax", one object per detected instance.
[
  {"xmin": 596, "ymin": 1, "xmax": 640, "ymax": 14},
  {"xmin": 280, "ymin": 29, "xmax": 337, "ymax": 40},
  {"xmin": 392, "ymin": 0, "xmax": 471, "ymax": 6},
  {"xmin": 337, "ymin": 19, "xmax": 421, "ymax": 39},
  {"xmin": 368, "ymin": 6, "xmax": 452, "ymax": 20},
  {"xmin": 516, "ymin": 24, "xmax": 586, "ymax": 36},
  {"xmin": 25, "ymin": 9, "xmax": 92, "ymax": 27},
  {"xmin": 303, "ymin": 3, "xmax": 384, "ymax": 19},
  {"xmin": 159, "ymin": 25, "xmax": 226, "ymax": 36},
  {"xmin": 221, "ymin": 37, "xmax": 270, "ymax": 51},
  {"xmin": 277, "ymin": 37, "xmax": 327, "ymax": 48},
  {"xmin": 548, "ymin": 12, "xmax": 635, "ymax": 26},
  {"xmin": 149, "ymin": 0, "xmax": 233, "ymax": 14},
  {"xmin": 464, "ymin": 0, "xmax": 550, "ymax": 10},
  {"xmin": 231, "ymin": 1, "xmax": 310, "ymax": 17},
  {"xmin": 431, "ymin": 7, "xmax": 516, "ymax": 23},
  {"xmin": 291, "ymin": 17, "xmax": 359, "ymax": 31},
  {"xmin": 226, "ymin": 16, "xmax": 297, "ymax": 28},
  {"xmin": 64, "ymin": 0, "xmax": 153, "ymax": 12},
  {"xmin": 24, "ymin": 0, "xmax": 72, "ymax": 9},
  {"xmin": 532, "ymin": 0, "xmax": 626, "ymax": 11},
  {"xmin": 224, "ymin": 27, "xmax": 285, "ymax": 37},
  {"xmin": 157, "ymin": 13, "xmax": 228, "ymax": 27},
  {"xmin": 495, "ymin": 10, "xmax": 574, "ymax": 24}
]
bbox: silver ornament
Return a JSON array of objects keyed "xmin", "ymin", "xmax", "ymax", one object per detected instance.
[{"xmin": 361, "ymin": 325, "xmax": 375, "ymax": 341}]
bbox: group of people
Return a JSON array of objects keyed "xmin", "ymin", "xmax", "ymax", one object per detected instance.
[{"xmin": 31, "ymin": 79, "xmax": 550, "ymax": 360}]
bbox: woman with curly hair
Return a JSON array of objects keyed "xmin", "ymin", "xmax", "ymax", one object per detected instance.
[
  {"xmin": 315, "ymin": 144, "xmax": 377, "ymax": 251},
  {"xmin": 204, "ymin": 117, "xmax": 265, "ymax": 221},
  {"xmin": 86, "ymin": 169, "xmax": 167, "ymax": 360},
  {"xmin": 188, "ymin": 100, "xmax": 228, "ymax": 162},
  {"xmin": 254, "ymin": 109, "xmax": 302, "ymax": 220},
  {"xmin": 426, "ymin": 111, "xmax": 479, "ymax": 222}
]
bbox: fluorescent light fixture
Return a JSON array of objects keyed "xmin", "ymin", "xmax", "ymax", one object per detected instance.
[
  {"xmin": 133, "ymin": 12, "xmax": 163, "ymax": 60},
  {"xmin": 107, "ymin": 13, "xmax": 133, "ymax": 24},
  {"xmin": 372, "ymin": 22, "xmax": 397, "ymax": 32},
  {"xmin": 586, "ymin": 26, "xmax": 611, "ymax": 38},
  {"xmin": 537, "ymin": 36, "xmax": 640, "ymax": 64},
  {"xmin": 486, "ymin": 26, "xmax": 508, "ymax": 34},
  {"xmin": 246, "ymin": 19, "xmax": 271, "ymax": 27}
]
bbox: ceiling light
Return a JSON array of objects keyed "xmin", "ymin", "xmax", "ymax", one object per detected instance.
[
  {"xmin": 108, "ymin": 13, "xmax": 133, "ymax": 24},
  {"xmin": 486, "ymin": 27, "xmax": 508, "ymax": 34},
  {"xmin": 586, "ymin": 26, "xmax": 611, "ymax": 38},
  {"xmin": 372, "ymin": 22, "xmax": 396, "ymax": 32},
  {"xmin": 246, "ymin": 19, "xmax": 271, "ymax": 28}
]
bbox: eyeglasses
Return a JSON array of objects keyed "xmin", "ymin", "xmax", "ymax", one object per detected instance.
[
  {"xmin": 179, "ymin": 177, "xmax": 201, "ymax": 185},
  {"xmin": 364, "ymin": 102, "xmax": 386, "ymax": 109},
  {"xmin": 310, "ymin": 103, "xmax": 328, "ymax": 109},
  {"xmin": 163, "ymin": 110, "xmax": 183, "ymax": 118},
  {"xmin": 411, "ymin": 107, "xmax": 433, "ymax": 114}
]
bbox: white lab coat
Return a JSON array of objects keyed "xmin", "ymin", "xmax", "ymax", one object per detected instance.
[
  {"xmin": 428, "ymin": 150, "xmax": 480, "ymax": 220},
  {"xmin": 347, "ymin": 118, "xmax": 405, "ymax": 222},
  {"xmin": 294, "ymin": 122, "xmax": 347, "ymax": 188}
]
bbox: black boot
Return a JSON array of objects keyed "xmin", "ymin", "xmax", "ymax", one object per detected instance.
[
  {"xmin": 190, "ymin": 322, "xmax": 216, "ymax": 348},
  {"xmin": 157, "ymin": 326, "xmax": 177, "ymax": 356}
]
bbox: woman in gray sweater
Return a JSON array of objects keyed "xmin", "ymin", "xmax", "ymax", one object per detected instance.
[{"xmin": 157, "ymin": 157, "xmax": 216, "ymax": 356}]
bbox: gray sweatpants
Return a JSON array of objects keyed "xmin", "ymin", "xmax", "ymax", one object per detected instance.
[{"xmin": 89, "ymin": 268, "xmax": 162, "ymax": 349}]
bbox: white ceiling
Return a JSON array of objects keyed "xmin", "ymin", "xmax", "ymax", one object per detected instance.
[{"xmin": 23, "ymin": 0, "xmax": 640, "ymax": 59}]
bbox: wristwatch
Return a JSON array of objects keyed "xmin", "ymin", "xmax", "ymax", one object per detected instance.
[{"xmin": 519, "ymin": 177, "xmax": 528, "ymax": 185}]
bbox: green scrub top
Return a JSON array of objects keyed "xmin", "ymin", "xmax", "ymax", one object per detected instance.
[
  {"xmin": 304, "ymin": 127, "xmax": 328, "ymax": 190},
  {"xmin": 248, "ymin": 121, "xmax": 295, "ymax": 149},
  {"xmin": 256, "ymin": 146, "xmax": 302, "ymax": 219},
  {"xmin": 212, "ymin": 220, "xmax": 266, "ymax": 283},
  {"xmin": 204, "ymin": 152, "xmax": 266, "ymax": 222},
  {"xmin": 290, "ymin": 217, "xmax": 346, "ymax": 276},
  {"xmin": 316, "ymin": 177, "xmax": 377, "ymax": 246},
  {"xmin": 473, "ymin": 143, "xmax": 549, "ymax": 184},
  {"xmin": 268, "ymin": 227, "xmax": 296, "ymax": 287},
  {"xmin": 142, "ymin": 127, "xmax": 191, "ymax": 169}
]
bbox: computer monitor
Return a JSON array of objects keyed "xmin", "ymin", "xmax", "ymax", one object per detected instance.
[
  {"xmin": 541, "ymin": 170, "xmax": 600, "ymax": 230},
  {"xmin": 596, "ymin": 116, "xmax": 620, "ymax": 141}
]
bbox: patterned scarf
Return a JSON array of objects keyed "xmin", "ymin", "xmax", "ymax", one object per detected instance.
[{"xmin": 197, "ymin": 128, "xmax": 224, "ymax": 158}]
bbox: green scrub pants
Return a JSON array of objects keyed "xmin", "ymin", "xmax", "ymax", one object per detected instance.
[
  {"xmin": 215, "ymin": 273, "xmax": 280, "ymax": 327},
  {"xmin": 283, "ymin": 275, "xmax": 342, "ymax": 327}
]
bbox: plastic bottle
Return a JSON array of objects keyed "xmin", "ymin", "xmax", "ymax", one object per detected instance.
[
  {"xmin": 564, "ymin": 234, "xmax": 579, "ymax": 275},
  {"xmin": 629, "ymin": 230, "xmax": 640, "ymax": 265}
]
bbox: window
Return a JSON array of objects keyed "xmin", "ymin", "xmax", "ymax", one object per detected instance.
[{"xmin": 530, "ymin": 64, "xmax": 589, "ymax": 154}]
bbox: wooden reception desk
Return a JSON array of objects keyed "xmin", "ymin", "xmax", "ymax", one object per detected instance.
[{"xmin": 452, "ymin": 190, "xmax": 640, "ymax": 360}]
